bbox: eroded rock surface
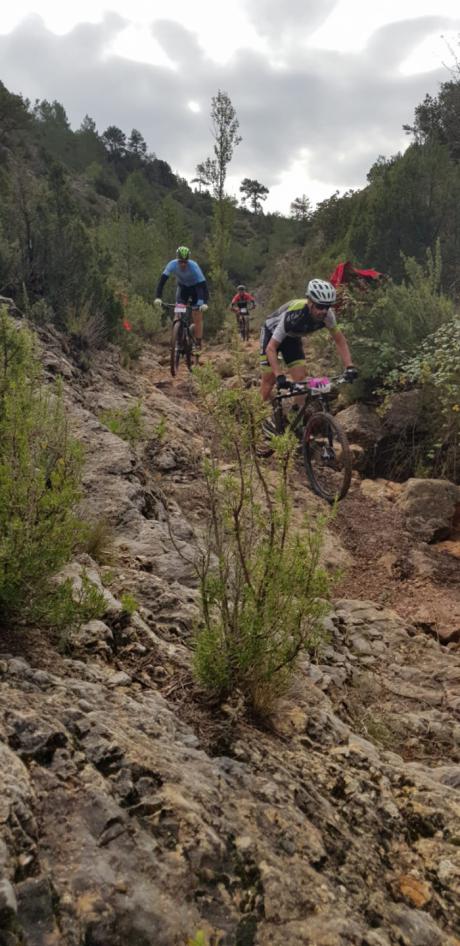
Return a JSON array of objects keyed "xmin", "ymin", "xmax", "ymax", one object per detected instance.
[
  {"xmin": 1, "ymin": 330, "xmax": 459, "ymax": 946},
  {"xmin": 397, "ymin": 478, "xmax": 460, "ymax": 543}
]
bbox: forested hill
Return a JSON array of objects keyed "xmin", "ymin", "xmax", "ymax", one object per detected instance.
[
  {"xmin": 0, "ymin": 80, "xmax": 303, "ymax": 339},
  {"xmin": 1, "ymin": 73, "xmax": 460, "ymax": 466},
  {"xmin": 2, "ymin": 71, "xmax": 460, "ymax": 332}
]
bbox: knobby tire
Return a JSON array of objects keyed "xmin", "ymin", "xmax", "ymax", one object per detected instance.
[
  {"xmin": 170, "ymin": 320, "xmax": 181, "ymax": 377},
  {"xmin": 185, "ymin": 331, "xmax": 193, "ymax": 371},
  {"xmin": 302, "ymin": 411, "xmax": 352, "ymax": 502}
]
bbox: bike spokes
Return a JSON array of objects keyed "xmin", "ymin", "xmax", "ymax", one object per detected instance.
[{"xmin": 303, "ymin": 412, "xmax": 352, "ymax": 502}]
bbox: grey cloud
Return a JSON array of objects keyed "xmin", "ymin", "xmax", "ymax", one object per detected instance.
[
  {"xmin": 152, "ymin": 20, "xmax": 202, "ymax": 65},
  {"xmin": 246, "ymin": 0, "xmax": 337, "ymax": 42},
  {"xmin": 0, "ymin": 12, "xmax": 459, "ymax": 208},
  {"xmin": 365, "ymin": 16, "xmax": 458, "ymax": 70}
]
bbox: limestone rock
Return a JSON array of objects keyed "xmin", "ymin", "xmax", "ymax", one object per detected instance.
[
  {"xmin": 337, "ymin": 402, "xmax": 384, "ymax": 450},
  {"xmin": 382, "ymin": 389, "xmax": 426, "ymax": 435},
  {"xmin": 396, "ymin": 477, "xmax": 460, "ymax": 542}
]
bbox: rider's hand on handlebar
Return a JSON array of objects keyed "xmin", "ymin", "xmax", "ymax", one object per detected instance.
[
  {"xmin": 154, "ymin": 298, "xmax": 163, "ymax": 308},
  {"xmin": 275, "ymin": 374, "xmax": 290, "ymax": 391},
  {"xmin": 343, "ymin": 366, "xmax": 358, "ymax": 382}
]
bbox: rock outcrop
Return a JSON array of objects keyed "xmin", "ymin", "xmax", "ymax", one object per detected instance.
[
  {"xmin": 397, "ymin": 477, "xmax": 460, "ymax": 543},
  {"xmin": 1, "ymin": 327, "xmax": 459, "ymax": 945}
]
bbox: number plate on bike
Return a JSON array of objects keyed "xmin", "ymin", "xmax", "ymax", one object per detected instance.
[
  {"xmin": 240, "ymin": 307, "xmax": 247, "ymax": 314},
  {"xmin": 308, "ymin": 376, "xmax": 331, "ymax": 394},
  {"xmin": 174, "ymin": 304, "xmax": 187, "ymax": 316}
]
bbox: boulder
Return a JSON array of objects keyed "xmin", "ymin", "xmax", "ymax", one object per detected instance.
[
  {"xmin": 337, "ymin": 403, "xmax": 384, "ymax": 450},
  {"xmin": 382, "ymin": 390, "xmax": 427, "ymax": 435},
  {"xmin": 396, "ymin": 478, "xmax": 460, "ymax": 542},
  {"xmin": 360, "ymin": 478, "xmax": 403, "ymax": 503}
]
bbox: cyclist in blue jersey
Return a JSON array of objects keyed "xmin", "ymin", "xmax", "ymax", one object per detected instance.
[
  {"xmin": 260, "ymin": 278, "xmax": 357, "ymax": 402},
  {"xmin": 154, "ymin": 246, "xmax": 209, "ymax": 350}
]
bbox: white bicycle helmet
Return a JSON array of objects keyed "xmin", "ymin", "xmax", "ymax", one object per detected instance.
[{"xmin": 306, "ymin": 278, "xmax": 336, "ymax": 306}]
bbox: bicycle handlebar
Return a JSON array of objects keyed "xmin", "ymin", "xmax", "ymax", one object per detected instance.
[
  {"xmin": 161, "ymin": 302, "xmax": 202, "ymax": 311},
  {"xmin": 276, "ymin": 375, "xmax": 350, "ymax": 397}
]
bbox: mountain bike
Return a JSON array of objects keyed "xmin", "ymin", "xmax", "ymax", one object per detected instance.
[
  {"xmin": 267, "ymin": 375, "xmax": 353, "ymax": 502},
  {"xmin": 162, "ymin": 303, "xmax": 200, "ymax": 377},
  {"xmin": 234, "ymin": 304, "xmax": 254, "ymax": 341}
]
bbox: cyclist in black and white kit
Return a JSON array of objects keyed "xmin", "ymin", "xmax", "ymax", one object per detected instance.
[{"xmin": 260, "ymin": 278, "xmax": 357, "ymax": 401}]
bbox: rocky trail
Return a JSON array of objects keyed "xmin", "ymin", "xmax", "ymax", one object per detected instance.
[{"xmin": 0, "ymin": 325, "xmax": 459, "ymax": 946}]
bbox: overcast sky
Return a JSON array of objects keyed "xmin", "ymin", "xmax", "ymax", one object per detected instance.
[{"xmin": 1, "ymin": 1, "xmax": 459, "ymax": 214}]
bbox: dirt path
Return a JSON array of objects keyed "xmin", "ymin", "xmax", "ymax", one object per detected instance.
[
  {"xmin": 153, "ymin": 336, "xmax": 460, "ymax": 646},
  {"xmin": 330, "ymin": 480, "xmax": 460, "ymax": 641}
]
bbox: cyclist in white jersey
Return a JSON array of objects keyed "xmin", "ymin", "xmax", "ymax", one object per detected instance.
[{"xmin": 260, "ymin": 278, "xmax": 357, "ymax": 401}]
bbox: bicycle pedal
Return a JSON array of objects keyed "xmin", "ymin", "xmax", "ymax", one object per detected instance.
[{"xmin": 262, "ymin": 418, "xmax": 278, "ymax": 438}]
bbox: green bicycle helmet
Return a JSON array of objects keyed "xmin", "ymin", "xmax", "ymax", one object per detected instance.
[{"xmin": 176, "ymin": 245, "xmax": 190, "ymax": 260}]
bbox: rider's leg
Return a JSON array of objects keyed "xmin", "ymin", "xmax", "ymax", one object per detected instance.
[
  {"xmin": 289, "ymin": 362, "xmax": 307, "ymax": 382},
  {"xmin": 260, "ymin": 369, "xmax": 276, "ymax": 402},
  {"xmin": 287, "ymin": 362, "xmax": 308, "ymax": 408},
  {"xmin": 259, "ymin": 326, "xmax": 276, "ymax": 401},
  {"xmin": 192, "ymin": 310, "xmax": 203, "ymax": 347},
  {"xmin": 282, "ymin": 338, "xmax": 307, "ymax": 407}
]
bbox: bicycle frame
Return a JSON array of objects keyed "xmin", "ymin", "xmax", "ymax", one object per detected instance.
[
  {"xmin": 273, "ymin": 377, "xmax": 344, "ymax": 434},
  {"xmin": 162, "ymin": 302, "xmax": 201, "ymax": 376}
]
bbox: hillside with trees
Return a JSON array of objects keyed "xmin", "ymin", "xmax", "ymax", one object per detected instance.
[
  {"xmin": 0, "ymin": 81, "xmax": 300, "ymax": 343},
  {"xmin": 0, "ymin": 68, "xmax": 459, "ymax": 481},
  {"xmin": 1, "ymin": 65, "xmax": 460, "ymax": 946}
]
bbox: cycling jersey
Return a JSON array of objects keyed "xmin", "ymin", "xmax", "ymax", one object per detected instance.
[
  {"xmin": 163, "ymin": 259, "xmax": 205, "ymax": 285},
  {"xmin": 265, "ymin": 299, "xmax": 337, "ymax": 342},
  {"xmin": 155, "ymin": 259, "xmax": 208, "ymax": 302},
  {"xmin": 231, "ymin": 291, "xmax": 256, "ymax": 308},
  {"xmin": 260, "ymin": 299, "xmax": 338, "ymax": 370}
]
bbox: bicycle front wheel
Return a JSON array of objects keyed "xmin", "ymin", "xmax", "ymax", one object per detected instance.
[
  {"xmin": 170, "ymin": 321, "xmax": 181, "ymax": 377},
  {"xmin": 303, "ymin": 412, "xmax": 352, "ymax": 502},
  {"xmin": 185, "ymin": 331, "xmax": 193, "ymax": 370}
]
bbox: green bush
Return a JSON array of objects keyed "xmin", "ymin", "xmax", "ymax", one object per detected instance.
[
  {"xmin": 123, "ymin": 294, "xmax": 161, "ymax": 339},
  {"xmin": 99, "ymin": 401, "xmax": 145, "ymax": 446},
  {"xmin": 340, "ymin": 244, "xmax": 455, "ymax": 392},
  {"xmin": 120, "ymin": 592, "xmax": 138, "ymax": 615},
  {"xmin": 44, "ymin": 571, "xmax": 106, "ymax": 636},
  {"xmin": 80, "ymin": 518, "xmax": 116, "ymax": 564},
  {"xmin": 188, "ymin": 933, "xmax": 208, "ymax": 946},
  {"xmin": 381, "ymin": 316, "xmax": 460, "ymax": 480},
  {"xmin": 0, "ymin": 307, "xmax": 85, "ymax": 623},
  {"xmin": 192, "ymin": 363, "xmax": 331, "ymax": 715},
  {"xmin": 115, "ymin": 294, "xmax": 162, "ymax": 366}
]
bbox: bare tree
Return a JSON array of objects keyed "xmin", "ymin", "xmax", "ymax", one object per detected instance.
[{"xmin": 195, "ymin": 91, "xmax": 242, "ymax": 201}]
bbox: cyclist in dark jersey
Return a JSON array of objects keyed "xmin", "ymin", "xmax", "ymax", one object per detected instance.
[{"xmin": 260, "ymin": 278, "xmax": 357, "ymax": 401}]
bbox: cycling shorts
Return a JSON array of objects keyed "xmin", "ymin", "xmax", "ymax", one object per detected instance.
[
  {"xmin": 176, "ymin": 284, "xmax": 203, "ymax": 306},
  {"xmin": 259, "ymin": 326, "xmax": 305, "ymax": 372}
]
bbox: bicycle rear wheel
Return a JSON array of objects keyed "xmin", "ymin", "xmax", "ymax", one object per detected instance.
[
  {"xmin": 303, "ymin": 411, "xmax": 352, "ymax": 502},
  {"xmin": 170, "ymin": 321, "xmax": 181, "ymax": 377}
]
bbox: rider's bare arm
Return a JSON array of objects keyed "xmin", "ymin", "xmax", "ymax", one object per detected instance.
[
  {"xmin": 331, "ymin": 329, "xmax": 353, "ymax": 368},
  {"xmin": 266, "ymin": 337, "xmax": 282, "ymax": 375}
]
